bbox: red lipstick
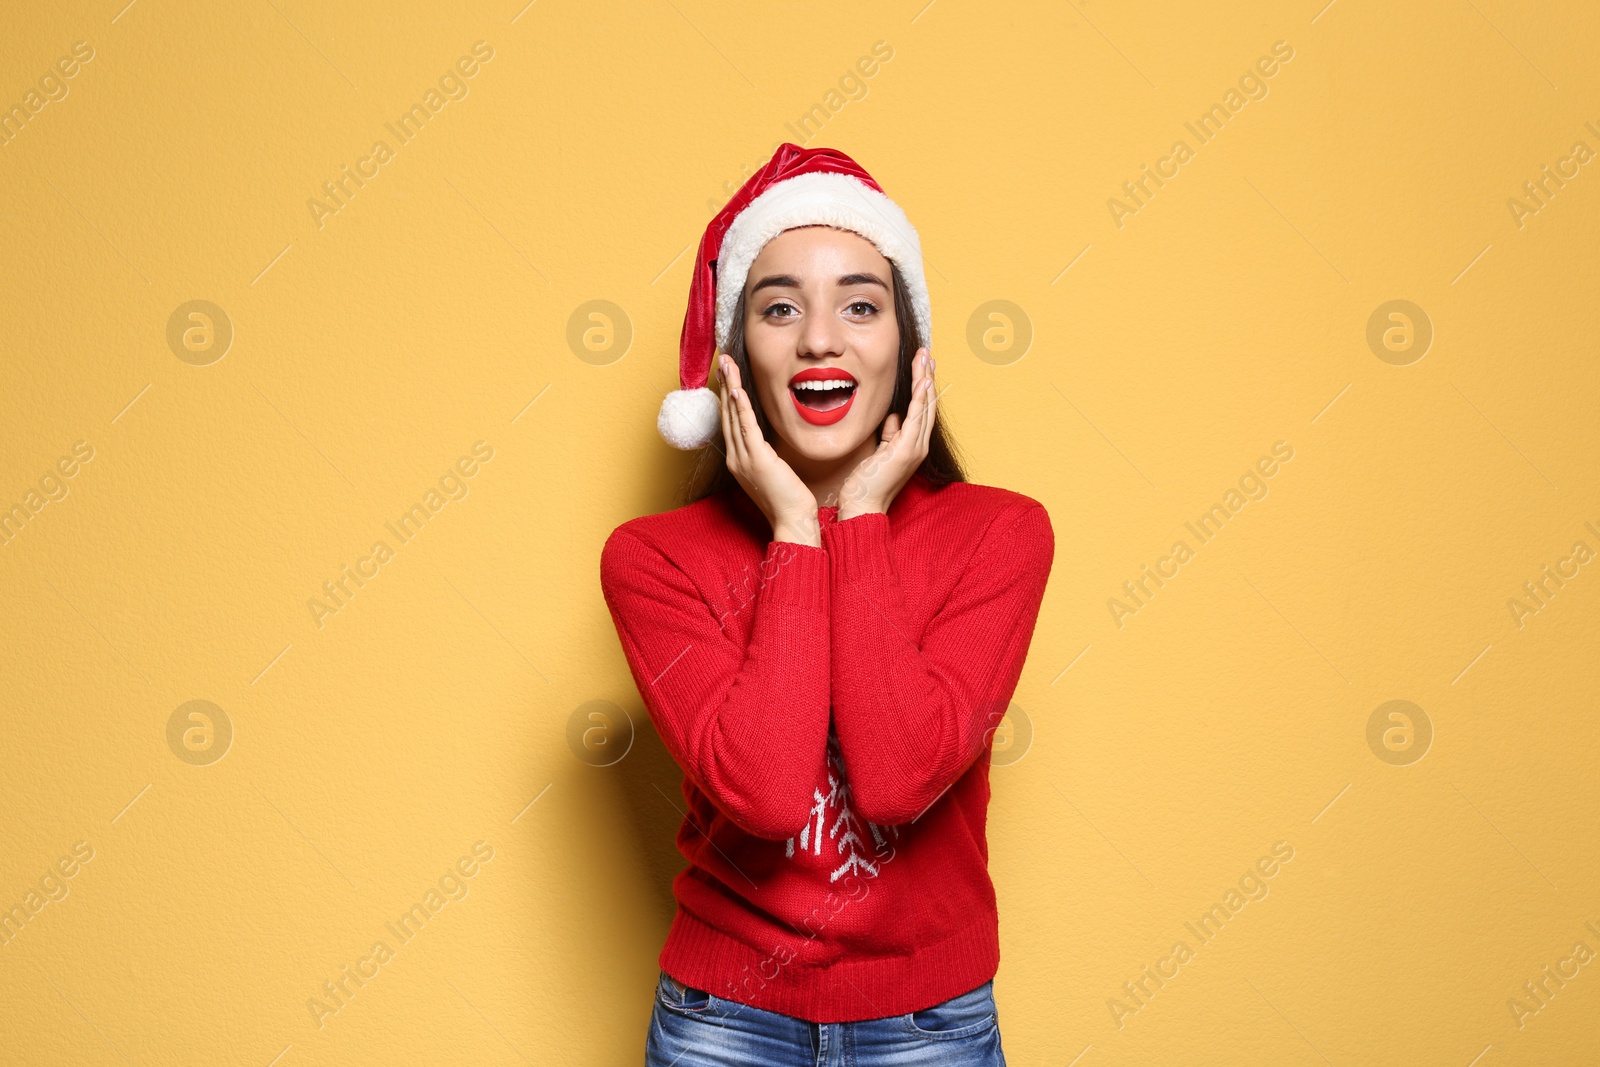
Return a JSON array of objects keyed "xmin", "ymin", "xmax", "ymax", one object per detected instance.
[{"xmin": 788, "ymin": 367, "xmax": 858, "ymax": 426}]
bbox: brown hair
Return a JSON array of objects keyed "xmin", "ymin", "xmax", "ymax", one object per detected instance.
[{"xmin": 679, "ymin": 259, "xmax": 968, "ymax": 505}]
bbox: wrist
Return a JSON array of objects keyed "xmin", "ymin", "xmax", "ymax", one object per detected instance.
[{"xmin": 773, "ymin": 514, "xmax": 822, "ymax": 548}]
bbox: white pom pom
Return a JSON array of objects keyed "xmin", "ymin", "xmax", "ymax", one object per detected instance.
[{"xmin": 657, "ymin": 387, "xmax": 720, "ymax": 450}]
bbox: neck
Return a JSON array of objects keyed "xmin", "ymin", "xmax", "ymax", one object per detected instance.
[{"xmin": 776, "ymin": 435, "xmax": 880, "ymax": 509}]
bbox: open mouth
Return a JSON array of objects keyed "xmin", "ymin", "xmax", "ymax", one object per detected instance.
[{"xmin": 789, "ymin": 369, "xmax": 858, "ymax": 426}]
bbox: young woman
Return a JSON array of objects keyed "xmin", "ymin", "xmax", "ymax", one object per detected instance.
[{"xmin": 600, "ymin": 144, "xmax": 1054, "ymax": 1065}]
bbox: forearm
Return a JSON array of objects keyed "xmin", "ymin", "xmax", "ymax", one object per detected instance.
[
  {"xmin": 824, "ymin": 514, "xmax": 966, "ymax": 821},
  {"xmin": 601, "ymin": 531, "xmax": 832, "ymax": 839},
  {"xmin": 696, "ymin": 542, "xmax": 832, "ymax": 835},
  {"xmin": 821, "ymin": 505, "xmax": 1053, "ymax": 825}
]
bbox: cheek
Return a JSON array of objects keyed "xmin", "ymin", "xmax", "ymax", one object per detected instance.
[
  {"xmin": 868, "ymin": 314, "xmax": 902, "ymax": 367},
  {"xmin": 743, "ymin": 353, "xmax": 789, "ymax": 410},
  {"xmin": 744, "ymin": 321, "xmax": 789, "ymax": 376},
  {"xmin": 864, "ymin": 334, "xmax": 901, "ymax": 398}
]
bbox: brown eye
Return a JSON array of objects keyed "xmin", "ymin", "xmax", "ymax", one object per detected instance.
[
  {"xmin": 764, "ymin": 302, "xmax": 798, "ymax": 318},
  {"xmin": 847, "ymin": 300, "xmax": 879, "ymax": 316}
]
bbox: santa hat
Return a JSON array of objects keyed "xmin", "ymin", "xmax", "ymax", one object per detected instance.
[{"xmin": 657, "ymin": 143, "xmax": 932, "ymax": 449}]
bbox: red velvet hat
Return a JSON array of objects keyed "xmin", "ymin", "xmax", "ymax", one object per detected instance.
[{"xmin": 658, "ymin": 143, "xmax": 932, "ymax": 449}]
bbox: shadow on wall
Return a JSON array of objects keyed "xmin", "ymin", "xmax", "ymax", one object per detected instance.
[
  {"xmin": 608, "ymin": 713, "xmax": 692, "ymax": 929},
  {"xmin": 588, "ymin": 458, "xmax": 740, "ymax": 928}
]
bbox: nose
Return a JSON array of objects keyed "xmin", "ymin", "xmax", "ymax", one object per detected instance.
[{"xmin": 797, "ymin": 305, "xmax": 846, "ymax": 361}]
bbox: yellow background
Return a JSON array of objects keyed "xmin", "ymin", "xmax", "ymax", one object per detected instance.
[{"xmin": 2, "ymin": 0, "xmax": 1597, "ymax": 1063}]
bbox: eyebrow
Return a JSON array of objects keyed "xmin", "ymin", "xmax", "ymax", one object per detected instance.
[{"xmin": 749, "ymin": 272, "xmax": 889, "ymax": 295}]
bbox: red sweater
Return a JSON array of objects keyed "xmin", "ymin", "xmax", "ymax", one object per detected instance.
[{"xmin": 599, "ymin": 469, "xmax": 1054, "ymax": 1023}]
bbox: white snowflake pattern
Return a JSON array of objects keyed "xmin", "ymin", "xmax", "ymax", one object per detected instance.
[{"xmin": 785, "ymin": 726, "xmax": 899, "ymax": 881}]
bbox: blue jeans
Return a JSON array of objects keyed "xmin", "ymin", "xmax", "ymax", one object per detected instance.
[{"xmin": 646, "ymin": 969, "xmax": 1007, "ymax": 1065}]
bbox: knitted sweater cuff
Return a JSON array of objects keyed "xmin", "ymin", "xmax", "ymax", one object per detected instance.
[
  {"xmin": 762, "ymin": 539, "xmax": 830, "ymax": 610},
  {"xmin": 820, "ymin": 511, "xmax": 895, "ymax": 583}
]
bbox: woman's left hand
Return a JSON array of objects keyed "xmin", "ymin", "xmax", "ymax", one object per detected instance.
[{"xmin": 833, "ymin": 348, "xmax": 937, "ymax": 520}]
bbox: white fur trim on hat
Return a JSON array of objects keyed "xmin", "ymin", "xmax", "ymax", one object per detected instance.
[
  {"xmin": 657, "ymin": 386, "xmax": 720, "ymax": 450},
  {"xmin": 713, "ymin": 171, "xmax": 931, "ymax": 353}
]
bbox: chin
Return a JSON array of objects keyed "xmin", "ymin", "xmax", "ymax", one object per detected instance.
[
  {"xmin": 775, "ymin": 417, "xmax": 870, "ymax": 459},
  {"xmin": 787, "ymin": 433, "xmax": 863, "ymax": 463}
]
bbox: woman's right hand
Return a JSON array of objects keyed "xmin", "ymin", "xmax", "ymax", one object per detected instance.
[{"xmin": 717, "ymin": 353, "xmax": 820, "ymax": 546}]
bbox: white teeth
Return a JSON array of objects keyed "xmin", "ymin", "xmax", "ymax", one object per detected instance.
[{"xmin": 792, "ymin": 379, "xmax": 855, "ymax": 392}]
